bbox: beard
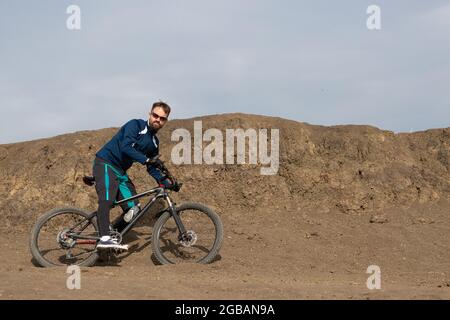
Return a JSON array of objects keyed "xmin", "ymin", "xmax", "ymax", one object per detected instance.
[{"xmin": 148, "ymin": 119, "xmax": 161, "ymax": 132}]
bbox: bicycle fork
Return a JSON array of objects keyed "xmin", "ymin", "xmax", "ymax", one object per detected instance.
[{"xmin": 165, "ymin": 195, "xmax": 189, "ymax": 242}]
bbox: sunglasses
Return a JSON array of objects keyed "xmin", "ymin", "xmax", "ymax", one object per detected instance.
[{"xmin": 151, "ymin": 112, "xmax": 168, "ymax": 122}]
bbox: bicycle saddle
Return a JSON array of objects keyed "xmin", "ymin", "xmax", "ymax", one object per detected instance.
[{"xmin": 83, "ymin": 175, "xmax": 95, "ymax": 186}]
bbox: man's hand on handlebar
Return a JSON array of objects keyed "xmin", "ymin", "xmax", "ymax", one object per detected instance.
[
  {"xmin": 147, "ymin": 155, "xmax": 182, "ymax": 192},
  {"xmin": 159, "ymin": 177, "xmax": 182, "ymax": 192},
  {"xmin": 159, "ymin": 177, "xmax": 172, "ymax": 188}
]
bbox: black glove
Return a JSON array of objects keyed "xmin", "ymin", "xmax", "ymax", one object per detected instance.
[
  {"xmin": 158, "ymin": 177, "xmax": 182, "ymax": 192},
  {"xmin": 171, "ymin": 181, "xmax": 182, "ymax": 192}
]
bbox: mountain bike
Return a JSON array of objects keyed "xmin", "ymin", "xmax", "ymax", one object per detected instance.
[{"xmin": 29, "ymin": 156, "xmax": 223, "ymax": 267}]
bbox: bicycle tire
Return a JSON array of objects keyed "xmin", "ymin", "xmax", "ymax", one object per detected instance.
[
  {"xmin": 152, "ymin": 202, "xmax": 223, "ymax": 265},
  {"xmin": 30, "ymin": 207, "xmax": 99, "ymax": 267}
]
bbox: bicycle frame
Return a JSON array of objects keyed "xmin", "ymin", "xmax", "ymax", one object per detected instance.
[
  {"xmin": 68, "ymin": 186, "xmax": 187, "ymax": 245},
  {"xmin": 115, "ymin": 186, "xmax": 186, "ymax": 236}
]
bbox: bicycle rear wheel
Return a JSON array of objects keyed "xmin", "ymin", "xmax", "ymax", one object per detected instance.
[
  {"xmin": 152, "ymin": 202, "xmax": 223, "ymax": 265},
  {"xmin": 30, "ymin": 207, "xmax": 99, "ymax": 267}
]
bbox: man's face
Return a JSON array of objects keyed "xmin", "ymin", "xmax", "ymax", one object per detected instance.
[{"xmin": 149, "ymin": 106, "xmax": 169, "ymax": 132}]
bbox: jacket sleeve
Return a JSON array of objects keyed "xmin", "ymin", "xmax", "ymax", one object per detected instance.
[
  {"xmin": 146, "ymin": 135, "xmax": 167, "ymax": 184},
  {"xmin": 147, "ymin": 165, "xmax": 166, "ymax": 184},
  {"xmin": 119, "ymin": 120, "xmax": 148, "ymax": 165}
]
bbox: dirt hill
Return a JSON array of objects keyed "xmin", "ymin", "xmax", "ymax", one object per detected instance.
[
  {"xmin": 1, "ymin": 113, "xmax": 449, "ymax": 231},
  {"xmin": 0, "ymin": 113, "xmax": 449, "ymax": 299}
]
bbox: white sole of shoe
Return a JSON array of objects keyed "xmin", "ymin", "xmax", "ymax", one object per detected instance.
[{"xmin": 97, "ymin": 244, "xmax": 129, "ymax": 251}]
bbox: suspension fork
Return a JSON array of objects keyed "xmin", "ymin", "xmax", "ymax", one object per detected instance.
[{"xmin": 165, "ymin": 194, "xmax": 187, "ymax": 236}]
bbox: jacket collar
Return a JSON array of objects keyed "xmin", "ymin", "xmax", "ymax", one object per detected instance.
[{"xmin": 147, "ymin": 119, "xmax": 157, "ymax": 134}]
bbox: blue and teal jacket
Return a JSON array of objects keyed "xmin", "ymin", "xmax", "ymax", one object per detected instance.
[{"xmin": 96, "ymin": 119, "xmax": 165, "ymax": 183}]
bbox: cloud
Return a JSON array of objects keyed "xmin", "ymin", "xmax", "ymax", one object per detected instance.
[
  {"xmin": 420, "ymin": 4, "xmax": 450, "ymax": 30},
  {"xmin": 0, "ymin": 1, "xmax": 449, "ymax": 143}
]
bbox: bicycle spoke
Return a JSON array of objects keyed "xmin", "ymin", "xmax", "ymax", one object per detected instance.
[
  {"xmin": 156, "ymin": 208, "xmax": 218, "ymax": 264},
  {"xmin": 36, "ymin": 211, "xmax": 98, "ymax": 266}
]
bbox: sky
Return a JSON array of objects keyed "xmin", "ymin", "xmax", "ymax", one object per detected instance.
[{"xmin": 1, "ymin": 0, "xmax": 449, "ymax": 144}]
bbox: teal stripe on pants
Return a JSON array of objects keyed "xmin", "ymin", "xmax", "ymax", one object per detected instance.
[
  {"xmin": 103, "ymin": 162, "xmax": 135, "ymax": 208},
  {"xmin": 119, "ymin": 180, "xmax": 135, "ymax": 208},
  {"xmin": 104, "ymin": 164, "xmax": 110, "ymax": 200}
]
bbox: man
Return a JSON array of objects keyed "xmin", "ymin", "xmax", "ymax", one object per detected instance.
[{"xmin": 93, "ymin": 101, "xmax": 172, "ymax": 250}]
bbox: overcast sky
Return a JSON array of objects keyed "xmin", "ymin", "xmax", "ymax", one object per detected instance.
[{"xmin": 1, "ymin": 0, "xmax": 449, "ymax": 144}]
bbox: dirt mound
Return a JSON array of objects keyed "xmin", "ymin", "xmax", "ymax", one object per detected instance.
[
  {"xmin": 0, "ymin": 113, "xmax": 449, "ymax": 232},
  {"xmin": 1, "ymin": 113, "xmax": 450, "ymax": 299}
]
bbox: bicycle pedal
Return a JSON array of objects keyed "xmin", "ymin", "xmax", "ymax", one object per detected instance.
[{"xmin": 112, "ymin": 247, "xmax": 128, "ymax": 253}]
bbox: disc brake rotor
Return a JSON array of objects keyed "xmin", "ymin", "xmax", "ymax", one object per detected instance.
[{"xmin": 180, "ymin": 230, "xmax": 198, "ymax": 247}]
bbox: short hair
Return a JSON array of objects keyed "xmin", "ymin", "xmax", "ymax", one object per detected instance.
[{"xmin": 151, "ymin": 101, "xmax": 171, "ymax": 116}]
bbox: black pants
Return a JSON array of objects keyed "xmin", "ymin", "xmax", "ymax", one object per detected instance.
[{"xmin": 93, "ymin": 157, "xmax": 139, "ymax": 236}]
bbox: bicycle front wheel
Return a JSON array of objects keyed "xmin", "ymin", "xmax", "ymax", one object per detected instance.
[
  {"xmin": 30, "ymin": 207, "xmax": 99, "ymax": 267},
  {"xmin": 152, "ymin": 202, "xmax": 223, "ymax": 265}
]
